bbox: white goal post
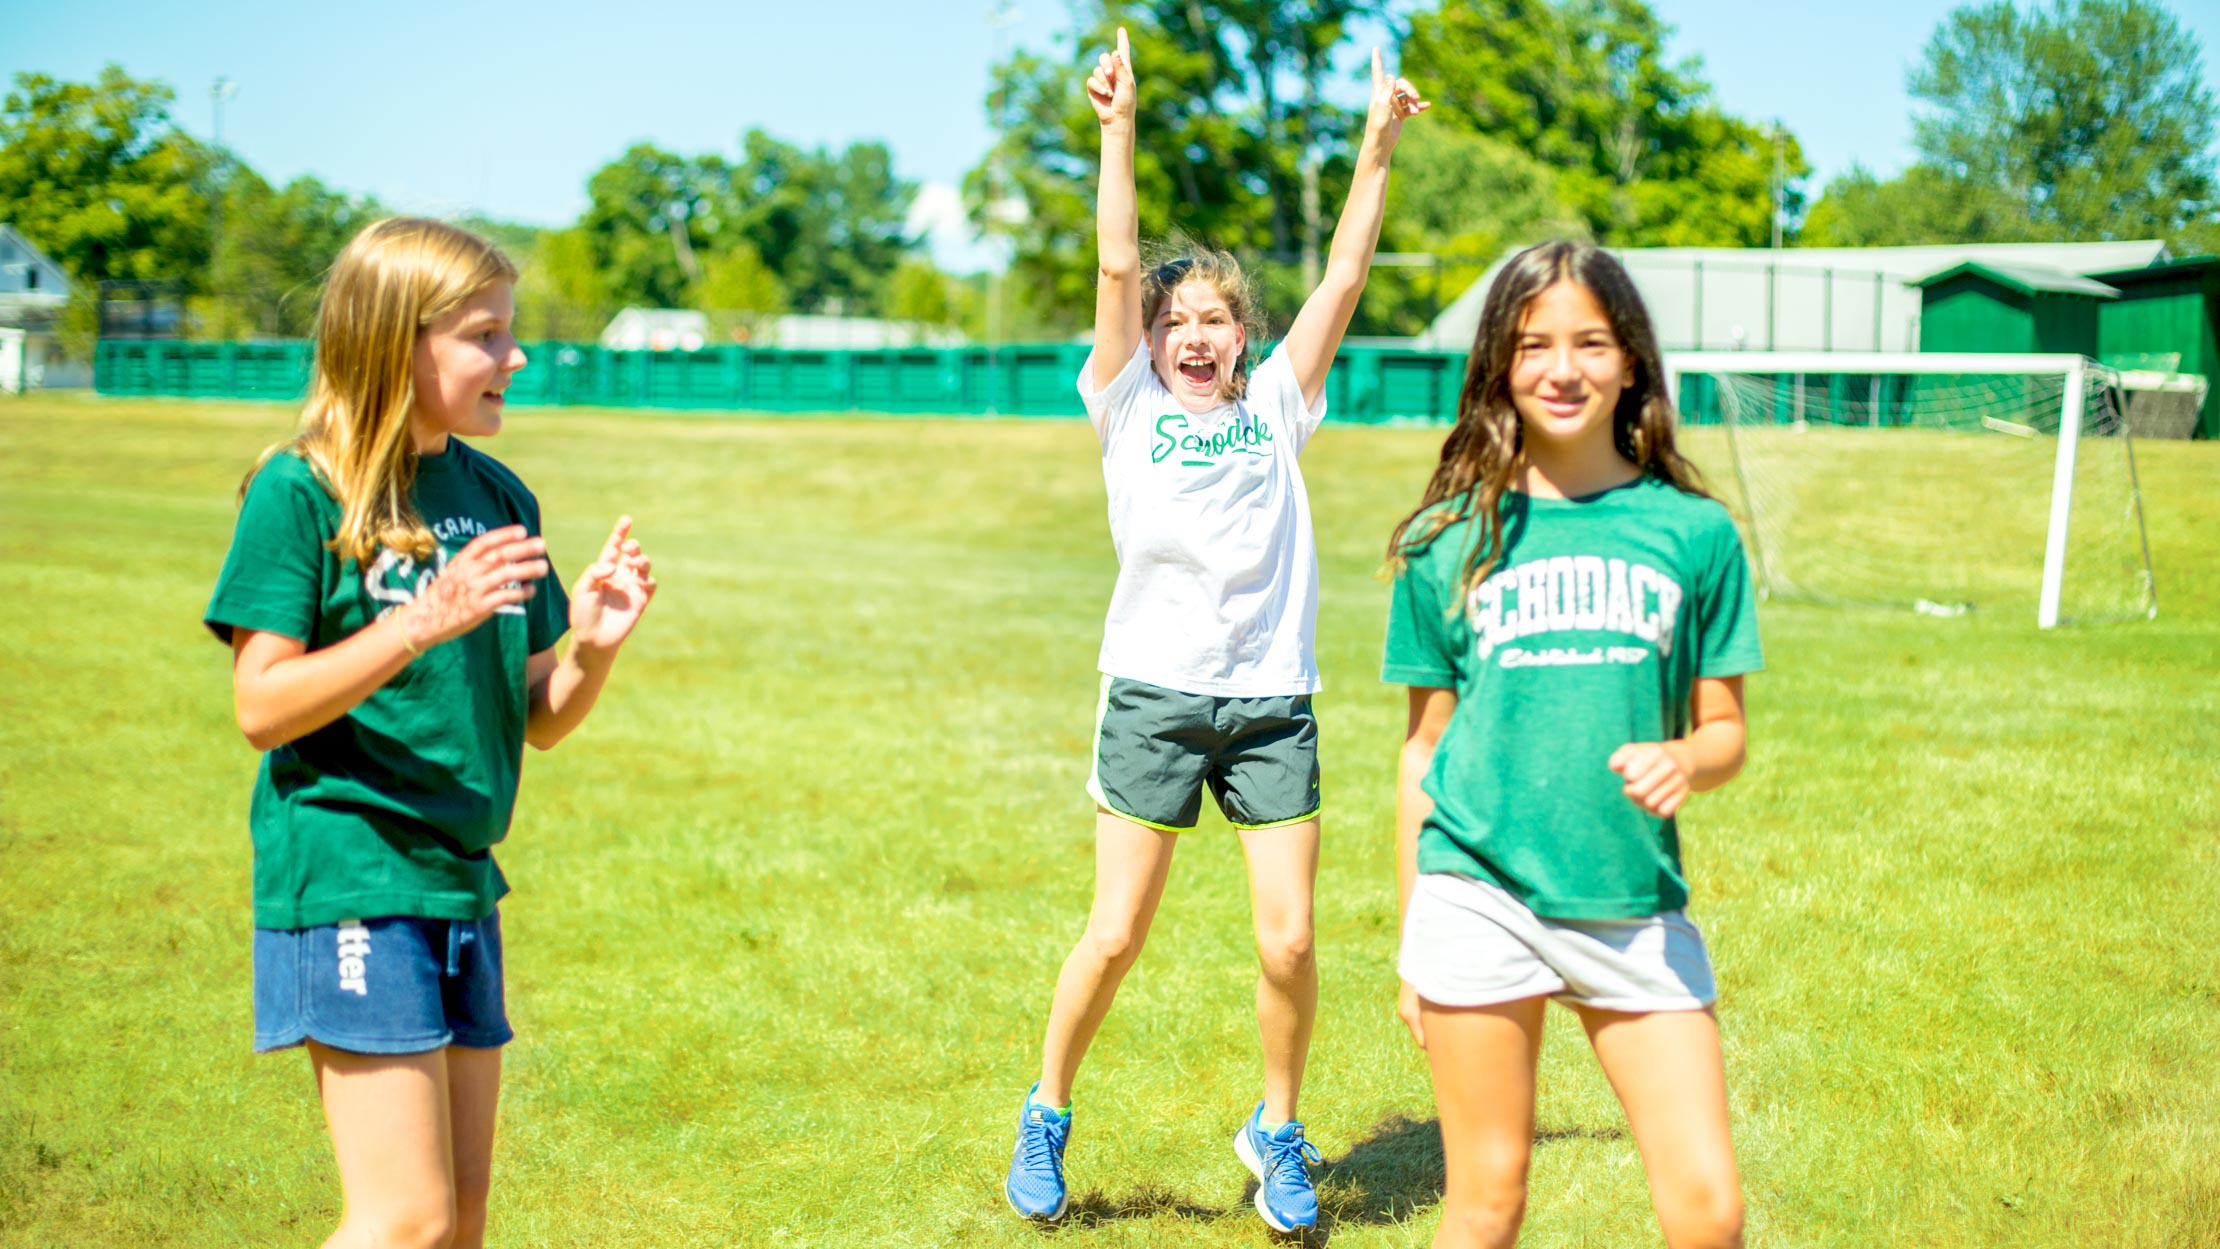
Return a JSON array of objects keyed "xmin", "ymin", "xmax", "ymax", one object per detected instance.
[{"xmin": 1661, "ymin": 351, "xmax": 2158, "ymax": 628}]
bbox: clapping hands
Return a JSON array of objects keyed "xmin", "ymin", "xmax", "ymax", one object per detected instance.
[{"xmin": 568, "ymin": 516, "xmax": 657, "ymax": 657}]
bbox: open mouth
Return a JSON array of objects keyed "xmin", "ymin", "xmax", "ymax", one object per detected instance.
[{"xmin": 1177, "ymin": 358, "xmax": 1217, "ymax": 390}]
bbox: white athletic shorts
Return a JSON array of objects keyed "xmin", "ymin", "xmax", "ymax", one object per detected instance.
[{"xmin": 1398, "ymin": 872, "xmax": 1717, "ymax": 1012}]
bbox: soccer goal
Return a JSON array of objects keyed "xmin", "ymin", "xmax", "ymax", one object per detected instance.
[{"xmin": 1663, "ymin": 352, "xmax": 2158, "ymax": 627}]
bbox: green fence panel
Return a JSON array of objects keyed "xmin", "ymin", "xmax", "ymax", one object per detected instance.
[{"xmin": 94, "ymin": 338, "xmax": 1486, "ymax": 424}]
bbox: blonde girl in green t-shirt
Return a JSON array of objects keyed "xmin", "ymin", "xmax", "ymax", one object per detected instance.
[
  {"xmin": 206, "ymin": 217, "xmax": 656, "ymax": 1249},
  {"xmin": 1382, "ymin": 242, "xmax": 1762, "ymax": 1249}
]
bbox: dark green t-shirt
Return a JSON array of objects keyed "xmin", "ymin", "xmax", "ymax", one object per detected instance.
[
  {"xmin": 205, "ymin": 441, "xmax": 569, "ymax": 929},
  {"xmin": 1382, "ymin": 476, "xmax": 1763, "ymax": 920}
]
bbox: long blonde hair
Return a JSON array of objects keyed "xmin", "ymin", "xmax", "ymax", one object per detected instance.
[
  {"xmin": 1385, "ymin": 241, "xmax": 1709, "ymax": 598},
  {"xmin": 243, "ymin": 217, "xmax": 517, "ymax": 565}
]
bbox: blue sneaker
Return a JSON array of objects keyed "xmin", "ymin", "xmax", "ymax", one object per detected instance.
[
  {"xmin": 1233, "ymin": 1102, "xmax": 1322, "ymax": 1232},
  {"xmin": 1004, "ymin": 1084, "xmax": 1071, "ymax": 1221}
]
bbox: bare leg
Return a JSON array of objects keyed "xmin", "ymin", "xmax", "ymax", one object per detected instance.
[
  {"xmin": 1573, "ymin": 1005, "xmax": 1744, "ymax": 1249},
  {"xmin": 1420, "ymin": 996, "xmax": 1548, "ymax": 1249},
  {"xmin": 1237, "ymin": 818, "xmax": 1319, "ymax": 1121},
  {"xmin": 444, "ymin": 1045, "xmax": 502, "ymax": 1249},
  {"xmin": 1036, "ymin": 812, "xmax": 1180, "ymax": 1104},
  {"xmin": 310, "ymin": 1042, "xmax": 459, "ymax": 1249}
]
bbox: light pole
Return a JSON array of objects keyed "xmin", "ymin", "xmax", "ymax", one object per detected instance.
[
  {"xmin": 984, "ymin": 3, "xmax": 1020, "ymax": 415},
  {"xmin": 1770, "ymin": 120, "xmax": 1785, "ymax": 252},
  {"xmin": 210, "ymin": 77, "xmax": 237, "ymax": 317}
]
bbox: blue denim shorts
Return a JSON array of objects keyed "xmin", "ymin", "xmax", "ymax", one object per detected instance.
[{"xmin": 253, "ymin": 912, "xmax": 511, "ymax": 1054}]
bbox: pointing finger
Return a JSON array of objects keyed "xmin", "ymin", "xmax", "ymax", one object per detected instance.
[
  {"xmin": 1372, "ymin": 46, "xmax": 1384, "ymax": 91},
  {"xmin": 600, "ymin": 515, "xmax": 633, "ymax": 560},
  {"xmin": 1116, "ymin": 26, "xmax": 1131, "ymax": 73}
]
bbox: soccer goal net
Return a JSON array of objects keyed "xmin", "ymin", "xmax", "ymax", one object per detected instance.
[{"xmin": 1665, "ymin": 352, "xmax": 2157, "ymax": 627}]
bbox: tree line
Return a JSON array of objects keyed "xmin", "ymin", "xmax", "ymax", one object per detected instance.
[{"xmin": 2, "ymin": 0, "xmax": 2212, "ymax": 352}]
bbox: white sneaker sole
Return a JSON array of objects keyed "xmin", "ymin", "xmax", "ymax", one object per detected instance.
[{"xmin": 1233, "ymin": 1126, "xmax": 1311, "ymax": 1233}]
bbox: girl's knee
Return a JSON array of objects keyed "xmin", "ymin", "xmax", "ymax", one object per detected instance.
[
  {"xmin": 1254, "ymin": 925, "xmax": 1315, "ymax": 983},
  {"xmin": 1080, "ymin": 921, "xmax": 1147, "ymax": 968},
  {"xmin": 1436, "ymin": 1184, "xmax": 1526, "ymax": 1249},
  {"xmin": 1658, "ymin": 1180, "xmax": 1743, "ymax": 1249}
]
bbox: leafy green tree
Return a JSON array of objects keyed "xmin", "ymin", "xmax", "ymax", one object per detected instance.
[
  {"xmin": 453, "ymin": 215, "xmax": 541, "ymax": 261},
  {"xmin": 693, "ymin": 241, "xmax": 787, "ymax": 343},
  {"xmin": 0, "ymin": 66, "xmax": 211, "ymax": 286},
  {"xmin": 579, "ymin": 132, "xmax": 916, "ymax": 317},
  {"xmin": 1804, "ymin": 0, "xmax": 2217, "ymax": 248},
  {"xmin": 1911, "ymin": 0, "xmax": 2215, "ymax": 243},
  {"xmin": 968, "ymin": 3, "xmax": 1382, "ymax": 337},
  {"xmin": 884, "ymin": 257, "xmax": 957, "ymax": 331},
  {"xmin": 206, "ymin": 170, "xmax": 381, "ymax": 337},
  {"xmin": 582, "ymin": 143, "xmax": 730, "ymax": 308},
  {"xmin": 517, "ymin": 226, "xmax": 613, "ymax": 341},
  {"xmin": 1799, "ymin": 163, "xmax": 2023, "ymax": 247},
  {"xmin": 1369, "ymin": 124, "xmax": 1588, "ymax": 333},
  {"xmin": 724, "ymin": 129, "xmax": 915, "ymax": 316},
  {"xmin": 1400, "ymin": 0, "xmax": 1807, "ymax": 248}
]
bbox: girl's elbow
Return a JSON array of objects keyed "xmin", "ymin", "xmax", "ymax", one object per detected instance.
[
  {"xmin": 1320, "ymin": 260, "xmax": 1369, "ymax": 294},
  {"xmin": 238, "ymin": 717, "xmax": 287, "ymax": 753}
]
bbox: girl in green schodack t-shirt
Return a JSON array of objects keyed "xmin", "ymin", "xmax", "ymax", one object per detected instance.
[
  {"xmin": 205, "ymin": 217, "xmax": 656, "ymax": 1249},
  {"xmin": 1382, "ymin": 242, "xmax": 1762, "ymax": 1249}
]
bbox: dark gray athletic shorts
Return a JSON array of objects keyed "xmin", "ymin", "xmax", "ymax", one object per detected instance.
[{"xmin": 1085, "ymin": 675, "xmax": 1321, "ymax": 831}]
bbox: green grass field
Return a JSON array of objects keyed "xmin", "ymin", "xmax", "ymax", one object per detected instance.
[{"xmin": 3, "ymin": 393, "xmax": 2216, "ymax": 1247}]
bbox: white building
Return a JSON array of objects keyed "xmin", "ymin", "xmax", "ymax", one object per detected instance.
[
  {"xmin": 0, "ymin": 224, "xmax": 88, "ymax": 392},
  {"xmin": 753, "ymin": 314, "xmax": 962, "ymax": 350},
  {"xmin": 599, "ymin": 308, "xmax": 710, "ymax": 352},
  {"xmin": 1418, "ymin": 240, "xmax": 2172, "ymax": 354},
  {"xmin": 599, "ymin": 306, "xmax": 964, "ymax": 351}
]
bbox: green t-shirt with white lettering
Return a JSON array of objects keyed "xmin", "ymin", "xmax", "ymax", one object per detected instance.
[
  {"xmin": 205, "ymin": 442, "xmax": 569, "ymax": 929},
  {"xmin": 1382, "ymin": 476, "xmax": 1762, "ymax": 919}
]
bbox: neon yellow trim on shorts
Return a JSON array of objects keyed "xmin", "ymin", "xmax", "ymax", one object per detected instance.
[
  {"xmin": 1230, "ymin": 807, "xmax": 1323, "ymax": 831},
  {"xmin": 1093, "ymin": 800, "xmax": 1194, "ymax": 834}
]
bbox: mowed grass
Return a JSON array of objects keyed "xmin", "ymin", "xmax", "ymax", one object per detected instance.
[{"xmin": 1, "ymin": 392, "xmax": 2216, "ymax": 1248}]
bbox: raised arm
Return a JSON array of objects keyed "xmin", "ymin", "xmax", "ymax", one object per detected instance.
[
  {"xmin": 1280, "ymin": 49, "xmax": 1429, "ymax": 409},
  {"xmin": 1088, "ymin": 27, "xmax": 1142, "ymax": 391}
]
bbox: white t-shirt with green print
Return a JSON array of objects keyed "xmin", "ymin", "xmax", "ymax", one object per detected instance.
[{"xmin": 1079, "ymin": 341, "xmax": 1326, "ymax": 697}]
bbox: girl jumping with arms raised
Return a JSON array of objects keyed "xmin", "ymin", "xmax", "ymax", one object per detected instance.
[
  {"xmin": 1382, "ymin": 241, "xmax": 1762, "ymax": 1249},
  {"xmin": 206, "ymin": 217, "xmax": 656, "ymax": 1249},
  {"xmin": 1003, "ymin": 28, "xmax": 1427, "ymax": 1234}
]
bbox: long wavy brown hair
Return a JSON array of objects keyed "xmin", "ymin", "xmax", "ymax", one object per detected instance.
[{"xmin": 1384, "ymin": 241, "xmax": 1709, "ymax": 598}]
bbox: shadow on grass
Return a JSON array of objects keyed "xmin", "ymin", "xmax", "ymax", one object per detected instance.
[
  {"xmin": 1057, "ymin": 1182, "xmax": 1230, "ymax": 1226},
  {"xmin": 1026, "ymin": 1114, "xmax": 1623, "ymax": 1244},
  {"xmin": 1311, "ymin": 1112, "xmax": 1628, "ymax": 1239}
]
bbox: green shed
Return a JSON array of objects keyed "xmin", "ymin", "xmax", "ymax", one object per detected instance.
[
  {"xmin": 1913, "ymin": 261, "xmax": 2118, "ymax": 355},
  {"xmin": 2088, "ymin": 254, "xmax": 2220, "ymax": 440}
]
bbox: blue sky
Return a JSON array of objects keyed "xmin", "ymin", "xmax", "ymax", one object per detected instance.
[{"xmin": 6, "ymin": 0, "xmax": 2218, "ymax": 269}]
